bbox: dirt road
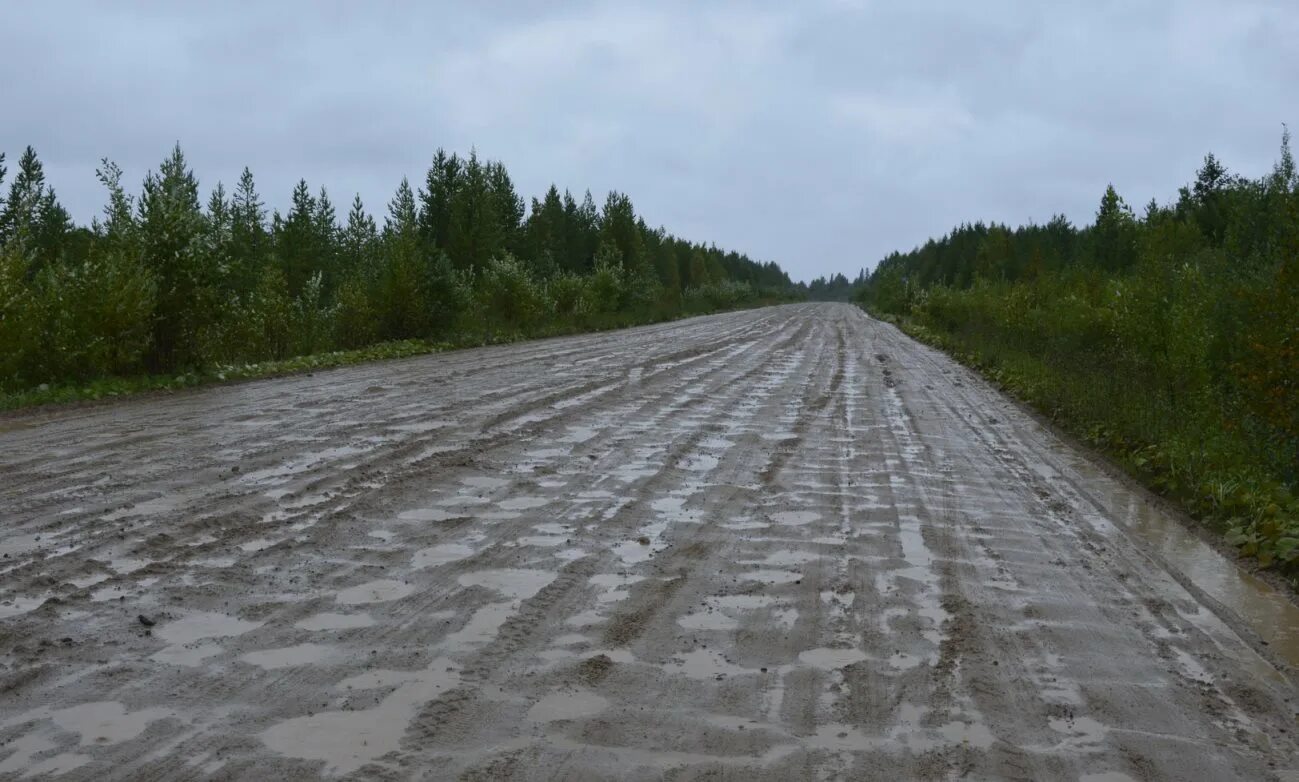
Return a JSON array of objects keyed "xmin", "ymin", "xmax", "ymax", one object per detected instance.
[{"xmin": 1, "ymin": 303, "xmax": 1297, "ymax": 780}]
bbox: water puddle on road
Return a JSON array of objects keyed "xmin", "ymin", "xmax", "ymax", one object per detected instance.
[
  {"xmin": 411, "ymin": 543, "xmax": 475, "ymax": 569},
  {"xmin": 0, "ymin": 594, "xmax": 48, "ymax": 619},
  {"xmin": 770, "ymin": 511, "xmax": 820, "ymax": 526},
  {"xmin": 525, "ymin": 689, "xmax": 610, "ymax": 723},
  {"xmin": 261, "ymin": 657, "xmax": 461, "ymax": 776},
  {"xmin": 296, "ymin": 612, "xmax": 375, "ymax": 631},
  {"xmin": 798, "ymin": 647, "xmax": 868, "ymax": 670},
  {"xmin": 241, "ymin": 643, "xmax": 334, "ymax": 670},
  {"xmin": 397, "ymin": 508, "xmax": 461, "ymax": 523},
  {"xmin": 149, "ymin": 611, "xmax": 261, "ymax": 666},
  {"xmin": 1037, "ymin": 443, "xmax": 1299, "ymax": 670},
  {"xmin": 336, "ymin": 579, "xmax": 414, "ymax": 605}
]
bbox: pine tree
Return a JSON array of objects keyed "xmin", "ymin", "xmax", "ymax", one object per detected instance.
[
  {"xmin": 343, "ymin": 193, "xmax": 378, "ymax": 279},
  {"xmin": 207, "ymin": 183, "xmax": 231, "ymax": 234},
  {"xmin": 276, "ymin": 179, "xmax": 318, "ymax": 296},
  {"xmin": 599, "ymin": 191, "xmax": 645, "ymax": 274},
  {"xmin": 380, "ymin": 177, "xmax": 427, "ymax": 339},
  {"xmin": 418, "ymin": 149, "xmax": 460, "ymax": 251},
  {"xmin": 1092, "ymin": 184, "xmax": 1136, "ymax": 271},
  {"xmin": 487, "ymin": 161, "xmax": 525, "ymax": 257},
  {"xmin": 138, "ymin": 143, "xmax": 209, "ymax": 368},
  {"xmin": 313, "ymin": 185, "xmax": 339, "ymax": 290},
  {"xmin": 448, "ymin": 151, "xmax": 501, "ymax": 270},
  {"xmin": 524, "ymin": 184, "xmax": 566, "ymax": 274},
  {"xmin": 0, "ymin": 146, "xmax": 70, "ymax": 267},
  {"xmin": 230, "ymin": 167, "xmax": 267, "ymax": 295},
  {"xmin": 93, "ymin": 159, "xmax": 137, "ymax": 247}
]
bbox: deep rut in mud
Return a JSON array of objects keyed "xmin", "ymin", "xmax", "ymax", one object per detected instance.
[{"xmin": 1, "ymin": 303, "xmax": 1298, "ymax": 780}]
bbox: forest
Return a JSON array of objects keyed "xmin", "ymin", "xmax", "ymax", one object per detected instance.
[
  {"xmin": 859, "ymin": 131, "xmax": 1299, "ymax": 575},
  {"xmin": 0, "ymin": 144, "xmax": 794, "ymax": 401}
]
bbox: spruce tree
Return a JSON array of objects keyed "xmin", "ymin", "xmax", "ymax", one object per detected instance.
[
  {"xmin": 343, "ymin": 193, "xmax": 378, "ymax": 279},
  {"xmin": 230, "ymin": 167, "xmax": 267, "ymax": 295},
  {"xmin": 138, "ymin": 143, "xmax": 209, "ymax": 368},
  {"xmin": 277, "ymin": 179, "xmax": 318, "ymax": 296},
  {"xmin": 418, "ymin": 149, "xmax": 460, "ymax": 252},
  {"xmin": 448, "ymin": 151, "xmax": 501, "ymax": 270}
]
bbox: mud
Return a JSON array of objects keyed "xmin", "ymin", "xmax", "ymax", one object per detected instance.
[{"xmin": 1, "ymin": 303, "xmax": 1297, "ymax": 779}]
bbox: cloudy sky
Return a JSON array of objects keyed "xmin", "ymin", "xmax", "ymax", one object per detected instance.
[{"xmin": 3, "ymin": 2, "xmax": 1296, "ymax": 282}]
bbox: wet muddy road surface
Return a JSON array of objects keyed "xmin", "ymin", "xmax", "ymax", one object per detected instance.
[{"xmin": 2, "ymin": 303, "xmax": 1298, "ymax": 780}]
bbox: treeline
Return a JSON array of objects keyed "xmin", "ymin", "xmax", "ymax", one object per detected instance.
[
  {"xmin": 802, "ymin": 270, "xmax": 867, "ymax": 302},
  {"xmin": 860, "ymin": 132, "xmax": 1299, "ymax": 572},
  {"xmin": 0, "ymin": 145, "xmax": 794, "ymax": 393}
]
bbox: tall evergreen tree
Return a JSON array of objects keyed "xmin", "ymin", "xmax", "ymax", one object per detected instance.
[
  {"xmin": 277, "ymin": 179, "xmax": 318, "ymax": 296},
  {"xmin": 138, "ymin": 143, "xmax": 209, "ymax": 368},
  {"xmin": 418, "ymin": 149, "xmax": 461, "ymax": 252},
  {"xmin": 343, "ymin": 193, "xmax": 378, "ymax": 278},
  {"xmin": 230, "ymin": 167, "xmax": 267, "ymax": 295},
  {"xmin": 0, "ymin": 146, "xmax": 70, "ymax": 267},
  {"xmin": 448, "ymin": 151, "xmax": 501, "ymax": 270},
  {"xmin": 313, "ymin": 185, "xmax": 339, "ymax": 290},
  {"xmin": 487, "ymin": 161, "xmax": 525, "ymax": 258}
]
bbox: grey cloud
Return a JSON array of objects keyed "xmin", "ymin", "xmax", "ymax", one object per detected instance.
[{"xmin": 2, "ymin": 0, "xmax": 1295, "ymax": 281}]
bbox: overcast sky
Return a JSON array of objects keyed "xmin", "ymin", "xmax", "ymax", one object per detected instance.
[{"xmin": 3, "ymin": 2, "xmax": 1296, "ymax": 282}]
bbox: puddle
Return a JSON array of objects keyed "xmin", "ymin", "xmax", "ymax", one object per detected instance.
[
  {"xmin": 560, "ymin": 426, "xmax": 599, "ymax": 444},
  {"xmin": 498, "ymin": 497, "xmax": 549, "ymax": 511},
  {"xmin": 740, "ymin": 569, "xmax": 802, "ymax": 585},
  {"xmin": 748, "ymin": 550, "xmax": 823, "ymax": 567},
  {"xmin": 525, "ymin": 689, "xmax": 609, "ymax": 722},
  {"xmin": 672, "ymin": 649, "xmax": 753, "ymax": 679},
  {"xmin": 156, "ymin": 612, "xmax": 262, "ymax": 645},
  {"xmin": 798, "ymin": 647, "xmax": 868, "ymax": 670},
  {"xmin": 412, "ymin": 543, "xmax": 475, "ymax": 569},
  {"xmin": 296, "ymin": 612, "xmax": 375, "ymax": 631},
  {"xmin": 1048, "ymin": 715, "xmax": 1108, "ymax": 749},
  {"xmin": 1102, "ymin": 488, "xmax": 1299, "ymax": 667},
  {"xmin": 152, "ymin": 641, "xmax": 224, "ymax": 666},
  {"xmin": 518, "ymin": 535, "xmax": 566, "ymax": 548},
  {"xmin": 462, "ymin": 476, "xmax": 508, "ymax": 489},
  {"xmin": 241, "ymin": 643, "xmax": 334, "ymax": 670},
  {"xmin": 437, "ymin": 495, "xmax": 490, "ymax": 507},
  {"xmin": 722, "ymin": 520, "xmax": 770, "ymax": 531},
  {"xmin": 195, "ymin": 557, "xmax": 237, "ymax": 568},
  {"xmin": 261, "ymin": 657, "xmax": 460, "ymax": 775},
  {"xmin": 554, "ymin": 548, "xmax": 587, "ymax": 563},
  {"xmin": 49, "ymin": 701, "xmax": 172, "ymax": 745},
  {"xmin": 589, "ymin": 574, "xmax": 644, "ymax": 603},
  {"xmin": 398, "ymin": 508, "xmax": 461, "ymax": 523},
  {"xmin": 336, "ymin": 579, "xmax": 415, "ymax": 605},
  {"xmin": 681, "ymin": 454, "xmax": 720, "ymax": 472},
  {"xmin": 458, "ymin": 569, "xmax": 556, "ymax": 600},
  {"xmin": 440, "ymin": 602, "xmax": 516, "ymax": 651},
  {"xmin": 0, "ymin": 594, "xmax": 48, "ymax": 619},
  {"xmin": 678, "ymin": 612, "xmax": 740, "ymax": 631},
  {"xmin": 770, "ymin": 511, "xmax": 820, "ymax": 526},
  {"xmin": 69, "ymin": 573, "xmax": 110, "ymax": 590},
  {"xmin": 109, "ymin": 558, "xmax": 150, "ymax": 574},
  {"xmin": 238, "ymin": 538, "xmax": 277, "ymax": 553}
]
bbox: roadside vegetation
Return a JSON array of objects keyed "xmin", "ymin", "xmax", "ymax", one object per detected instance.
[
  {"xmin": 858, "ymin": 132, "xmax": 1299, "ymax": 578},
  {"xmin": 0, "ymin": 145, "xmax": 795, "ymax": 408}
]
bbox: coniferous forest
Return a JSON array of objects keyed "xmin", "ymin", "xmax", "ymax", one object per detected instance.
[
  {"xmin": 859, "ymin": 132, "xmax": 1299, "ymax": 574},
  {"xmin": 0, "ymin": 144, "xmax": 794, "ymax": 401}
]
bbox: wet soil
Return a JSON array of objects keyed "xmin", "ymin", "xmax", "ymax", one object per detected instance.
[{"xmin": 1, "ymin": 303, "xmax": 1297, "ymax": 780}]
